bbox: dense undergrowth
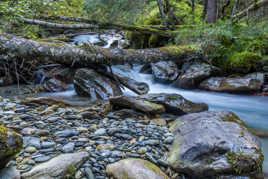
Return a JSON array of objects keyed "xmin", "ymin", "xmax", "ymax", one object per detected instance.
[
  {"xmin": 1, "ymin": 0, "xmax": 268, "ymax": 75},
  {"xmin": 0, "ymin": 0, "xmax": 87, "ymax": 38}
]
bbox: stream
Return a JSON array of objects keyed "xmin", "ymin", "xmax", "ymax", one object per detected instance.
[
  {"xmin": 70, "ymin": 33, "xmax": 268, "ymax": 174},
  {"xmin": 2, "ymin": 32, "xmax": 267, "ymax": 175}
]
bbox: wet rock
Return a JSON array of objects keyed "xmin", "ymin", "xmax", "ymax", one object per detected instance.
[
  {"xmin": 43, "ymin": 78, "xmax": 68, "ymax": 92},
  {"xmin": 200, "ymin": 75, "xmax": 262, "ymax": 93},
  {"xmin": 151, "ymin": 61, "xmax": 179, "ymax": 83},
  {"xmin": 167, "ymin": 111, "xmax": 263, "ymax": 178},
  {"xmin": 106, "ymin": 158, "xmax": 169, "ymax": 179},
  {"xmin": 54, "ymin": 129, "xmax": 79, "ymax": 137},
  {"xmin": 110, "ymin": 95, "xmax": 165, "ymax": 114},
  {"xmin": 62, "ymin": 142, "xmax": 75, "ymax": 153},
  {"xmin": 74, "ymin": 68, "xmax": 122, "ymax": 100},
  {"xmin": 174, "ymin": 63, "xmax": 214, "ymax": 89},
  {"xmin": 0, "ymin": 166, "xmax": 20, "ymax": 179},
  {"xmin": 140, "ymin": 63, "xmax": 152, "ymax": 74},
  {"xmin": 138, "ymin": 93, "xmax": 208, "ymax": 115},
  {"xmin": 22, "ymin": 152, "xmax": 89, "ymax": 179},
  {"xmin": 0, "ymin": 127, "xmax": 22, "ymax": 169}
]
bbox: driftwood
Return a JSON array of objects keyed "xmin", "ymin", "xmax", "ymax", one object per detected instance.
[
  {"xmin": 0, "ymin": 33, "xmax": 199, "ymax": 67},
  {"xmin": 97, "ymin": 68, "xmax": 150, "ymax": 95}
]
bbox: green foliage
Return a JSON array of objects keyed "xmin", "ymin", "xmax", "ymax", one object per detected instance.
[
  {"xmin": 83, "ymin": 0, "xmax": 151, "ymax": 24},
  {"xmin": 0, "ymin": 0, "xmax": 86, "ymax": 38},
  {"xmin": 230, "ymin": 52, "xmax": 262, "ymax": 73},
  {"xmin": 173, "ymin": 21, "xmax": 268, "ymax": 74}
]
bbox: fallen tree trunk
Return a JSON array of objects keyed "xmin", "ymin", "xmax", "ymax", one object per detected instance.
[
  {"xmin": 232, "ymin": 0, "xmax": 268, "ymax": 22},
  {"xmin": 21, "ymin": 18, "xmax": 175, "ymax": 37},
  {"xmin": 0, "ymin": 33, "xmax": 200, "ymax": 67}
]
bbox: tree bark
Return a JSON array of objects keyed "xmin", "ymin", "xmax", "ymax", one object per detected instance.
[
  {"xmin": 157, "ymin": 0, "xmax": 169, "ymax": 29},
  {"xmin": 0, "ymin": 33, "xmax": 199, "ymax": 67},
  {"xmin": 206, "ymin": 0, "xmax": 218, "ymax": 23}
]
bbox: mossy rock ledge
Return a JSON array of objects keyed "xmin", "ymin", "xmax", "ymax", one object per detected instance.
[
  {"xmin": 167, "ymin": 111, "xmax": 263, "ymax": 178},
  {"xmin": 0, "ymin": 126, "xmax": 23, "ymax": 169}
]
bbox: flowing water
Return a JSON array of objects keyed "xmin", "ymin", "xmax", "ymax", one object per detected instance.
[{"xmin": 39, "ymin": 33, "xmax": 268, "ymax": 174}]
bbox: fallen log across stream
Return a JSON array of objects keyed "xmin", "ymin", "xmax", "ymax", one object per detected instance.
[{"xmin": 0, "ymin": 33, "xmax": 200, "ymax": 67}]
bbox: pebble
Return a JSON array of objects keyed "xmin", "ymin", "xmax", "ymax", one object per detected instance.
[{"xmin": 62, "ymin": 142, "xmax": 75, "ymax": 153}]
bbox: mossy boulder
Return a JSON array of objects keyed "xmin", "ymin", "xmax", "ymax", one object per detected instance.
[
  {"xmin": 138, "ymin": 93, "xmax": 208, "ymax": 115},
  {"xmin": 199, "ymin": 73, "xmax": 263, "ymax": 93},
  {"xmin": 106, "ymin": 158, "xmax": 169, "ymax": 179},
  {"xmin": 0, "ymin": 126, "xmax": 23, "ymax": 169},
  {"xmin": 167, "ymin": 111, "xmax": 263, "ymax": 178},
  {"xmin": 74, "ymin": 68, "xmax": 122, "ymax": 100}
]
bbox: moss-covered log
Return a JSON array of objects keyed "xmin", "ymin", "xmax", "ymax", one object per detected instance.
[
  {"xmin": 21, "ymin": 18, "xmax": 177, "ymax": 37},
  {"xmin": 0, "ymin": 33, "xmax": 200, "ymax": 67},
  {"xmin": 233, "ymin": 0, "xmax": 268, "ymax": 22}
]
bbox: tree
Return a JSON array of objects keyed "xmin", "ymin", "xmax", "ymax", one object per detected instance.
[{"xmin": 206, "ymin": 0, "xmax": 218, "ymax": 23}]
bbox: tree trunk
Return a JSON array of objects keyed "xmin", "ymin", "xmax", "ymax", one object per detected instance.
[
  {"xmin": 206, "ymin": 0, "xmax": 218, "ymax": 23},
  {"xmin": 157, "ymin": 0, "xmax": 169, "ymax": 29},
  {"xmin": 0, "ymin": 33, "xmax": 199, "ymax": 67}
]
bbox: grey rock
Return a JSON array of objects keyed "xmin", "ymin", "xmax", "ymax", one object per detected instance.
[
  {"xmin": 0, "ymin": 166, "xmax": 20, "ymax": 179},
  {"xmin": 167, "ymin": 111, "xmax": 263, "ymax": 178},
  {"xmin": 200, "ymin": 75, "xmax": 262, "ymax": 93},
  {"xmin": 62, "ymin": 142, "xmax": 75, "ymax": 153},
  {"xmin": 106, "ymin": 158, "xmax": 169, "ymax": 179},
  {"xmin": 74, "ymin": 68, "xmax": 122, "ymax": 100},
  {"xmin": 22, "ymin": 152, "xmax": 89, "ymax": 179},
  {"xmin": 54, "ymin": 129, "xmax": 79, "ymax": 137},
  {"xmin": 94, "ymin": 128, "xmax": 106, "ymax": 136},
  {"xmin": 23, "ymin": 136, "xmax": 41, "ymax": 149},
  {"xmin": 138, "ymin": 93, "xmax": 208, "ymax": 115},
  {"xmin": 151, "ymin": 61, "xmax": 179, "ymax": 83},
  {"xmin": 174, "ymin": 62, "xmax": 214, "ymax": 89}
]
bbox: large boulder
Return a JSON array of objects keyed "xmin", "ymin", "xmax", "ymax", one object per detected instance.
[
  {"xmin": 138, "ymin": 93, "xmax": 208, "ymax": 115},
  {"xmin": 0, "ymin": 126, "xmax": 23, "ymax": 169},
  {"xmin": 106, "ymin": 158, "xmax": 169, "ymax": 179},
  {"xmin": 199, "ymin": 75, "xmax": 262, "ymax": 93},
  {"xmin": 174, "ymin": 63, "xmax": 214, "ymax": 89},
  {"xmin": 167, "ymin": 111, "xmax": 263, "ymax": 178},
  {"xmin": 151, "ymin": 61, "xmax": 179, "ymax": 83},
  {"xmin": 0, "ymin": 166, "xmax": 20, "ymax": 179},
  {"xmin": 22, "ymin": 152, "xmax": 89, "ymax": 179},
  {"xmin": 110, "ymin": 95, "xmax": 165, "ymax": 115},
  {"xmin": 74, "ymin": 68, "xmax": 122, "ymax": 100}
]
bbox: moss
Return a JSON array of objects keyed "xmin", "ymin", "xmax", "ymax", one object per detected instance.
[
  {"xmin": 159, "ymin": 45, "xmax": 197, "ymax": 55},
  {"xmin": 229, "ymin": 52, "xmax": 262, "ymax": 74},
  {"xmin": 65, "ymin": 164, "xmax": 76, "ymax": 178},
  {"xmin": 141, "ymin": 160, "xmax": 169, "ymax": 179},
  {"xmin": 220, "ymin": 112, "xmax": 256, "ymax": 135},
  {"xmin": 227, "ymin": 150, "xmax": 263, "ymax": 175},
  {"xmin": 148, "ymin": 34, "xmax": 159, "ymax": 47},
  {"xmin": 167, "ymin": 95, "xmax": 179, "ymax": 100}
]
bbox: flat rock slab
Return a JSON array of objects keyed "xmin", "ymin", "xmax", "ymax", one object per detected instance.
[
  {"xmin": 167, "ymin": 111, "xmax": 263, "ymax": 178},
  {"xmin": 110, "ymin": 95, "xmax": 165, "ymax": 114},
  {"xmin": 106, "ymin": 158, "xmax": 169, "ymax": 179},
  {"xmin": 199, "ymin": 74, "xmax": 262, "ymax": 93},
  {"xmin": 138, "ymin": 93, "xmax": 208, "ymax": 115},
  {"xmin": 22, "ymin": 152, "xmax": 89, "ymax": 179}
]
